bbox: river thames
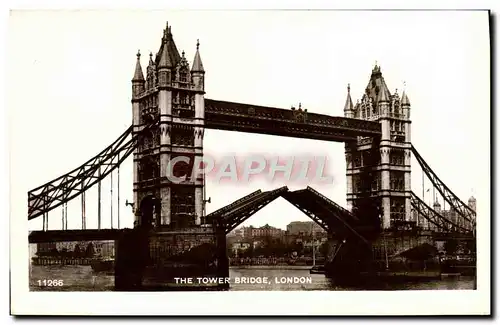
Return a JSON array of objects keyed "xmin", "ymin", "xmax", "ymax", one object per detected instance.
[{"xmin": 29, "ymin": 265, "xmax": 475, "ymax": 291}]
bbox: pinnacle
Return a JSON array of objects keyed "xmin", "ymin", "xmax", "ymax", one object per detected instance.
[{"xmin": 191, "ymin": 39, "xmax": 205, "ymax": 73}]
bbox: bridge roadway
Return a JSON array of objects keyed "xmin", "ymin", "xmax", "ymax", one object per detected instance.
[
  {"xmin": 28, "ymin": 227, "xmax": 473, "ymax": 244},
  {"xmin": 29, "ymin": 229, "xmax": 127, "ymax": 243},
  {"xmin": 204, "ymin": 99, "xmax": 382, "ymax": 142}
]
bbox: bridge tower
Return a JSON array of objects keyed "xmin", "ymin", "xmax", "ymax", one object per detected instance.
[
  {"xmin": 344, "ymin": 65, "xmax": 412, "ymax": 230},
  {"xmin": 131, "ymin": 24, "xmax": 205, "ymax": 229},
  {"xmin": 124, "ymin": 23, "xmax": 225, "ymax": 289}
]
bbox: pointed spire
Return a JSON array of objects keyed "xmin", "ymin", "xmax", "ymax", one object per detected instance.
[
  {"xmin": 401, "ymin": 82, "xmax": 410, "ymax": 106},
  {"xmin": 191, "ymin": 39, "xmax": 205, "ymax": 73},
  {"xmin": 372, "ymin": 61, "xmax": 381, "ymax": 75},
  {"xmin": 132, "ymin": 50, "xmax": 145, "ymax": 82},
  {"xmin": 379, "ymin": 84, "xmax": 390, "ymax": 102},
  {"xmin": 149, "ymin": 52, "xmax": 154, "ymax": 65},
  {"xmin": 157, "ymin": 22, "xmax": 180, "ymax": 69},
  {"xmin": 163, "ymin": 21, "xmax": 169, "ymax": 39},
  {"xmin": 401, "ymin": 91, "xmax": 410, "ymax": 106},
  {"xmin": 158, "ymin": 43, "xmax": 173, "ymax": 68},
  {"xmin": 344, "ymin": 83, "xmax": 353, "ymax": 111}
]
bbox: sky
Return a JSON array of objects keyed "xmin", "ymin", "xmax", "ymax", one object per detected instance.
[{"xmin": 8, "ymin": 10, "xmax": 490, "ymax": 232}]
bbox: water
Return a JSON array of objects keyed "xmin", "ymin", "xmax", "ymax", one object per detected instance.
[
  {"xmin": 30, "ymin": 265, "xmax": 114, "ymax": 291},
  {"xmin": 29, "ymin": 265, "xmax": 475, "ymax": 291}
]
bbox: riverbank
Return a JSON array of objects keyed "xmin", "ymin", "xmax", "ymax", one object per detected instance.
[{"xmin": 32, "ymin": 257, "xmax": 95, "ymax": 266}]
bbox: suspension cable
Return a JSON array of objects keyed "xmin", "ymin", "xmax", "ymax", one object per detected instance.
[
  {"xmin": 110, "ymin": 157, "xmax": 114, "ymax": 229},
  {"xmin": 98, "ymin": 166, "xmax": 102, "ymax": 230},
  {"xmin": 81, "ymin": 182, "xmax": 86, "ymax": 230},
  {"xmin": 117, "ymin": 152, "xmax": 120, "ymax": 229}
]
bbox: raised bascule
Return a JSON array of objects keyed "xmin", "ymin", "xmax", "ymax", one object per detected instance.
[{"xmin": 28, "ymin": 23, "xmax": 477, "ymax": 289}]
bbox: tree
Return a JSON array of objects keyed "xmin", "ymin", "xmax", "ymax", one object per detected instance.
[
  {"xmin": 74, "ymin": 244, "xmax": 82, "ymax": 257},
  {"xmin": 465, "ymin": 239, "xmax": 476, "ymax": 255},
  {"xmin": 319, "ymin": 242, "xmax": 329, "ymax": 257},
  {"xmin": 444, "ymin": 239, "xmax": 459, "ymax": 256},
  {"xmin": 225, "ymin": 241, "xmax": 233, "ymax": 257},
  {"xmin": 288, "ymin": 241, "xmax": 303, "ymax": 256},
  {"xmin": 272, "ymin": 240, "xmax": 288, "ymax": 257},
  {"xmin": 85, "ymin": 242, "xmax": 95, "ymax": 258},
  {"xmin": 242, "ymin": 244, "xmax": 254, "ymax": 258}
]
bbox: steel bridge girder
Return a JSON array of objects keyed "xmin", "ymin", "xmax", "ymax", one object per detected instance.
[{"xmin": 412, "ymin": 146, "xmax": 475, "ymax": 226}]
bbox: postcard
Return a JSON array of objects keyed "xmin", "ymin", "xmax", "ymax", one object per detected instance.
[{"xmin": 9, "ymin": 9, "xmax": 491, "ymax": 316}]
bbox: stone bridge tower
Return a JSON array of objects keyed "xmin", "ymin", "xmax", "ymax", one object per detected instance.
[
  {"xmin": 344, "ymin": 65, "xmax": 412, "ymax": 230},
  {"xmin": 131, "ymin": 23, "xmax": 205, "ymax": 229}
]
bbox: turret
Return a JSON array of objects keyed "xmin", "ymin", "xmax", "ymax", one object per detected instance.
[
  {"xmin": 191, "ymin": 39, "xmax": 205, "ymax": 92},
  {"xmin": 132, "ymin": 50, "xmax": 145, "ymax": 99},
  {"xmin": 401, "ymin": 89, "xmax": 411, "ymax": 119},
  {"xmin": 362, "ymin": 63, "xmax": 391, "ymax": 118},
  {"xmin": 145, "ymin": 52, "xmax": 157, "ymax": 90},
  {"xmin": 343, "ymin": 84, "xmax": 354, "ymax": 118},
  {"xmin": 401, "ymin": 91, "xmax": 410, "ymax": 106},
  {"xmin": 372, "ymin": 64, "xmax": 381, "ymax": 78},
  {"xmin": 378, "ymin": 81, "xmax": 391, "ymax": 117},
  {"xmin": 190, "ymin": 39, "xmax": 206, "ymax": 226},
  {"xmin": 468, "ymin": 196, "xmax": 476, "ymax": 211},
  {"xmin": 433, "ymin": 200, "xmax": 441, "ymax": 213},
  {"xmin": 157, "ymin": 23, "xmax": 180, "ymax": 88}
]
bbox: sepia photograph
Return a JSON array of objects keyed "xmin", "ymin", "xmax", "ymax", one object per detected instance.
[{"xmin": 8, "ymin": 8, "xmax": 491, "ymax": 315}]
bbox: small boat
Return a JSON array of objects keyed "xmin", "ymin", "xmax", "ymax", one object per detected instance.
[
  {"xmin": 310, "ymin": 265, "xmax": 326, "ymax": 274},
  {"xmin": 91, "ymin": 257, "xmax": 115, "ymax": 272}
]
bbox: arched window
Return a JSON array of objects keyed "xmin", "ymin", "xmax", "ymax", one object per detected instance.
[
  {"xmin": 179, "ymin": 69, "xmax": 188, "ymax": 83},
  {"xmin": 139, "ymin": 156, "xmax": 159, "ymax": 181}
]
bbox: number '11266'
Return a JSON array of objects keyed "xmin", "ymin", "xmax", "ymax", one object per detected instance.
[{"xmin": 37, "ymin": 279, "xmax": 64, "ymax": 286}]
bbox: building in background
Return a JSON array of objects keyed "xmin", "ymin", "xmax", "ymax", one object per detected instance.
[
  {"xmin": 242, "ymin": 224, "xmax": 284, "ymax": 238},
  {"xmin": 231, "ymin": 242, "xmax": 251, "ymax": 256},
  {"xmin": 36, "ymin": 241, "xmax": 115, "ymax": 257},
  {"xmin": 227, "ymin": 228, "xmax": 243, "ymax": 237},
  {"xmin": 286, "ymin": 221, "xmax": 325, "ymax": 236},
  {"xmin": 56, "ymin": 242, "xmax": 78, "ymax": 252},
  {"xmin": 36, "ymin": 242, "xmax": 56, "ymax": 254},
  {"xmin": 416, "ymin": 196, "xmax": 477, "ymax": 231}
]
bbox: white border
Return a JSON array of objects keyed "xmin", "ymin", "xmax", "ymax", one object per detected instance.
[{"xmin": 6, "ymin": 1, "xmax": 494, "ymax": 317}]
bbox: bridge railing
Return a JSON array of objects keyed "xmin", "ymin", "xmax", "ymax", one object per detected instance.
[
  {"xmin": 205, "ymin": 190, "xmax": 263, "ymax": 222},
  {"xmin": 305, "ymin": 186, "xmax": 357, "ymax": 220},
  {"xmin": 221, "ymin": 186, "xmax": 288, "ymax": 219},
  {"xmin": 222, "ymin": 186, "xmax": 289, "ymax": 233}
]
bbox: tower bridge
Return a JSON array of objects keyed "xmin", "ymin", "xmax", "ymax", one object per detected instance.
[{"xmin": 27, "ymin": 23, "xmax": 476, "ymax": 289}]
